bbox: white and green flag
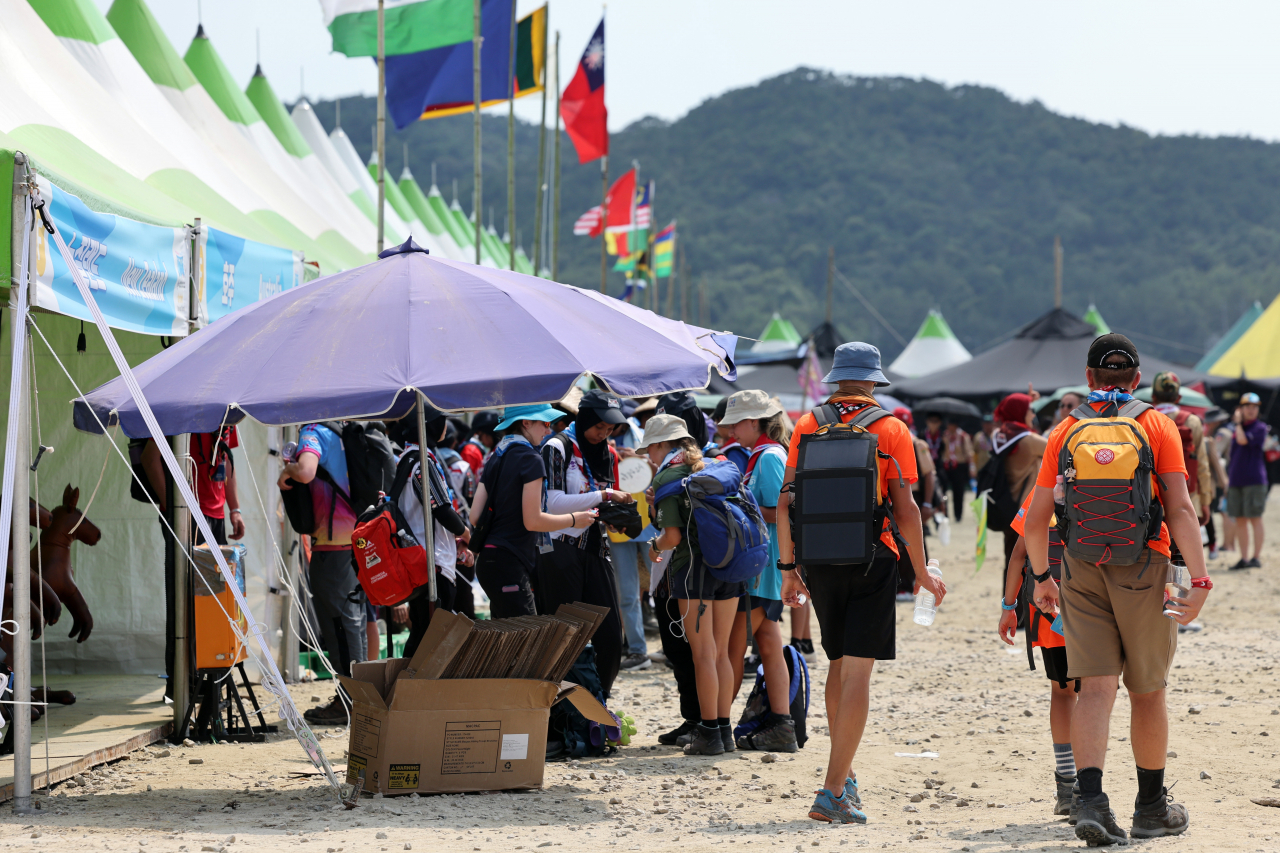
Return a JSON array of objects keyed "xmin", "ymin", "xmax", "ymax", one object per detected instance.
[{"xmin": 320, "ymin": 0, "xmax": 474, "ymax": 57}]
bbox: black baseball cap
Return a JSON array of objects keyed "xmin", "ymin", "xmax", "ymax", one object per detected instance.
[
  {"xmin": 579, "ymin": 389, "xmax": 627, "ymax": 424},
  {"xmin": 1087, "ymin": 333, "xmax": 1140, "ymax": 370},
  {"xmin": 471, "ymin": 410, "xmax": 501, "ymax": 434}
]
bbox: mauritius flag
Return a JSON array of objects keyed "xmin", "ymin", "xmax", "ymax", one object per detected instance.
[
  {"xmin": 653, "ymin": 222, "xmax": 675, "ymax": 278},
  {"xmin": 561, "ymin": 19, "xmax": 607, "ymax": 164}
]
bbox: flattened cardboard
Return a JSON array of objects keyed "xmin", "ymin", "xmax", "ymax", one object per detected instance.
[
  {"xmin": 557, "ymin": 683, "xmax": 617, "ymax": 726},
  {"xmin": 403, "ymin": 610, "xmax": 474, "ymax": 679}
]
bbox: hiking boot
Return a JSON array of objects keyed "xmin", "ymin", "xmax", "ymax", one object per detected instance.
[
  {"xmin": 1130, "ymin": 787, "xmax": 1189, "ymax": 839},
  {"xmin": 303, "ymin": 695, "xmax": 348, "ymax": 726},
  {"xmin": 719, "ymin": 724, "xmax": 736, "ymax": 753},
  {"xmin": 683, "ymin": 723, "xmax": 725, "ymax": 756},
  {"xmin": 1069, "ymin": 781, "xmax": 1081, "ymax": 825},
  {"xmin": 657, "ymin": 719, "xmax": 696, "ymax": 746},
  {"xmin": 844, "ymin": 776, "xmax": 863, "ymax": 812},
  {"xmin": 1074, "ymin": 793, "xmax": 1128, "ymax": 847},
  {"xmin": 1247, "ymin": 557, "xmax": 1262, "ymax": 568},
  {"xmin": 1177, "ymin": 620, "xmax": 1204, "ymax": 633},
  {"xmin": 808, "ymin": 787, "xmax": 866, "ymax": 825},
  {"xmin": 1054, "ymin": 772, "xmax": 1077, "ymax": 817},
  {"xmin": 620, "ymin": 653, "xmax": 652, "ymax": 672},
  {"xmin": 737, "ymin": 716, "xmax": 799, "ymax": 753},
  {"xmin": 1229, "ymin": 559, "xmax": 1252, "ymax": 571}
]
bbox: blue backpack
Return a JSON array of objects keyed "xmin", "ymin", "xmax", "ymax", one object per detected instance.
[
  {"xmin": 733, "ymin": 644, "xmax": 811, "ymax": 749},
  {"xmin": 653, "ymin": 458, "xmax": 770, "ymax": 584}
]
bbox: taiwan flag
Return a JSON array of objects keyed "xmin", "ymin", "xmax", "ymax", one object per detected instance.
[{"xmin": 561, "ymin": 19, "xmax": 607, "ymax": 163}]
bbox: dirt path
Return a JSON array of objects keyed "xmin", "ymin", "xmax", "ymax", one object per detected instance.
[{"xmin": 3, "ymin": 501, "xmax": 1279, "ymax": 852}]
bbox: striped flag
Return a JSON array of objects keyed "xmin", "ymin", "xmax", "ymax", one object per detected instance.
[
  {"xmin": 574, "ymin": 205, "xmax": 603, "ymax": 237},
  {"xmin": 320, "ymin": 0, "xmax": 473, "ymax": 57},
  {"xmin": 653, "ymin": 222, "xmax": 675, "ymax": 278}
]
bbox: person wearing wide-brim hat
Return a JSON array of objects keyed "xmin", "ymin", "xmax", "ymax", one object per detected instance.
[
  {"xmin": 718, "ymin": 389, "xmax": 800, "ymax": 752},
  {"xmin": 468, "ymin": 404, "xmax": 596, "ymax": 617},
  {"xmin": 640, "ymin": 414, "xmax": 747, "ymax": 756},
  {"xmin": 534, "ymin": 389, "xmax": 636, "ymax": 700},
  {"xmin": 775, "ymin": 342, "xmax": 944, "ymax": 824}
]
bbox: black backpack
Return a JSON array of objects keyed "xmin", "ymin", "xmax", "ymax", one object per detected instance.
[
  {"xmin": 791, "ymin": 403, "xmax": 901, "ymax": 567},
  {"xmin": 279, "ymin": 423, "xmax": 396, "ymax": 537},
  {"xmin": 127, "ymin": 438, "xmax": 159, "ymax": 504},
  {"xmin": 976, "ymin": 433, "xmax": 1032, "ymax": 532}
]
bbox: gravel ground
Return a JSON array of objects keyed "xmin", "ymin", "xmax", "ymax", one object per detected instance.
[{"xmin": 3, "ymin": 499, "xmax": 1279, "ymax": 852}]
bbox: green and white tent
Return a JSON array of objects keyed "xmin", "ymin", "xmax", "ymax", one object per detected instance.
[
  {"xmin": 751, "ymin": 312, "xmax": 802, "ymax": 354},
  {"xmin": 1084, "ymin": 303, "xmax": 1111, "ymax": 336},
  {"xmin": 888, "ymin": 309, "xmax": 972, "ymax": 378}
]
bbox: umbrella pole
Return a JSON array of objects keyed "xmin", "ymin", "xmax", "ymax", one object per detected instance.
[
  {"xmin": 415, "ymin": 394, "xmax": 438, "ymax": 607},
  {"xmin": 376, "ymin": 0, "xmax": 386, "ymax": 255}
]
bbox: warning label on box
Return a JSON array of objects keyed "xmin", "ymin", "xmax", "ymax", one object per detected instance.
[
  {"xmin": 351, "ymin": 714, "xmax": 382, "ymax": 758},
  {"xmin": 441, "ymin": 721, "xmax": 501, "ymax": 775},
  {"xmin": 345, "ymin": 754, "xmax": 367, "ymax": 787},
  {"xmin": 387, "ymin": 763, "xmax": 421, "ymax": 789}
]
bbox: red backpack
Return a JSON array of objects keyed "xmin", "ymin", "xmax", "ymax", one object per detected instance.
[
  {"xmin": 1172, "ymin": 410, "xmax": 1199, "ymax": 495},
  {"xmin": 351, "ymin": 450, "xmax": 432, "ymax": 606}
]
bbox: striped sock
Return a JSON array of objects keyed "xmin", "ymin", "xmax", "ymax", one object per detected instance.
[{"xmin": 1054, "ymin": 743, "xmax": 1076, "ymax": 778}]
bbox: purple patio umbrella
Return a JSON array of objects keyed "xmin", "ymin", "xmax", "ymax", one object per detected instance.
[{"xmin": 73, "ymin": 239, "xmax": 737, "ymax": 438}]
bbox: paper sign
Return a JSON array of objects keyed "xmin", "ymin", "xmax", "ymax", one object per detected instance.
[
  {"xmin": 197, "ymin": 225, "xmax": 303, "ymax": 325},
  {"xmin": 500, "ymin": 733, "xmax": 529, "ymax": 760}
]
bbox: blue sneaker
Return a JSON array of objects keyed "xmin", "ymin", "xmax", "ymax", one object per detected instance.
[
  {"xmin": 809, "ymin": 787, "xmax": 867, "ymax": 824},
  {"xmin": 844, "ymin": 776, "xmax": 864, "ymax": 813}
]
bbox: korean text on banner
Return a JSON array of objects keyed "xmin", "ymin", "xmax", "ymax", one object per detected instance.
[
  {"xmin": 197, "ymin": 227, "xmax": 304, "ymax": 325},
  {"xmin": 31, "ymin": 178, "xmax": 189, "ymax": 337}
]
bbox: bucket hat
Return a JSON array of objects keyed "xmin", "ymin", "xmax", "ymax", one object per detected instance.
[
  {"xmin": 636, "ymin": 414, "xmax": 693, "ymax": 450},
  {"xmin": 495, "ymin": 404, "xmax": 564, "ymax": 431},
  {"xmin": 822, "ymin": 342, "xmax": 890, "ymax": 386},
  {"xmin": 719, "ymin": 389, "xmax": 784, "ymax": 425}
]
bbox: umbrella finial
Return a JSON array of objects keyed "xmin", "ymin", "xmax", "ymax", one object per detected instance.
[{"xmin": 379, "ymin": 237, "xmax": 429, "ymax": 259}]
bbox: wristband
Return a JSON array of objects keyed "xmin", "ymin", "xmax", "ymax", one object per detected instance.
[
  {"xmin": 777, "ymin": 561, "xmax": 796, "ymax": 573},
  {"xmin": 229, "ymin": 509, "xmax": 242, "ymax": 516},
  {"xmin": 1032, "ymin": 569, "xmax": 1052, "ymax": 584},
  {"xmin": 1000, "ymin": 599, "xmax": 1018, "ymax": 611},
  {"xmin": 570, "ymin": 513, "xmax": 576, "ymax": 527},
  {"xmin": 1190, "ymin": 576, "xmax": 1213, "ymax": 590}
]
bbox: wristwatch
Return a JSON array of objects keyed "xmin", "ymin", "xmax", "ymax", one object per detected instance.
[
  {"xmin": 777, "ymin": 561, "xmax": 796, "ymax": 573},
  {"xmin": 1032, "ymin": 568, "xmax": 1052, "ymax": 584}
]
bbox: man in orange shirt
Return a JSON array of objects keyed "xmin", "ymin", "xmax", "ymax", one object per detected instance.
[
  {"xmin": 776, "ymin": 342, "xmax": 946, "ymax": 825},
  {"xmin": 1024, "ymin": 334, "xmax": 1211, "ymax": 845}
]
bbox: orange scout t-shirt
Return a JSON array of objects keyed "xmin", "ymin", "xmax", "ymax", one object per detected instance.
[
  {"xmin": 1034, "ymin": 401, "xmax": 1187, "ymax": 558},
  {"xmin": 1009, "ymin": 489, "xmax": 1065, "ymax": 650},
  {"xmin": 786, "ymin": 397, "xmax": 919, "ymax": 558}
]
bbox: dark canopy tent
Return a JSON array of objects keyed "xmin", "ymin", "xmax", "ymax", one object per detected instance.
[{"xmin": 893, "ymin": 308, "xmax": 1202, "ymax": 404}]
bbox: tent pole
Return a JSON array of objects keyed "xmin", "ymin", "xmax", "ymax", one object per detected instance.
[
  {"xmin": 278, "ymin": 426, "xmax": 299, "ymax": 682},
  {"xmin": 415, "ymin": 393, "xmax": 437, "ymax": 605},
  {"xmin": 473, "ymin": 0, "xmax": 483, "ymax": 265},
  {"xmin": 1053, "ymin": 235, "xmax": 1063, "ymax": 309},
  {"xmin": 171, "ymin": 435, "xmax": 191, "ymax": 741},
  {"xmin": 10, "ymin": 316, "xmax": 32, "ymax": 815},
  {"xmin": 376, "ymin": 0, "xmax": 386, "ymax": 254},
  {"xmin": 551, "ymin": 31, "xmax": 562, "ymax": 280},
  {"xmin": 532, "ymin": 5, "xmax": 549, "ymax": 274},
  {"xmin": 506, "ymin": 0, "xmax": 517, "ymax": 270}
]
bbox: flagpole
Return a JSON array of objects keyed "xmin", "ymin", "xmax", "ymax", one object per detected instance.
[
  {"xmin": 533, "ymin": 5, "xmax": 549, "ymax": 274},
  {"xmin": 473, "ymin": 0, "xmax": 483, "ymax": 265},
  {"xmin": 599, "ymin": 155, "xmax": 608, "ymax": 293},
  {"xmin": 376, "ymin": 0, "xmax": 386, "ymax": 253},
  {"xmin": 551, "ymin": 30, "xmax": 562, "ymax": 280},
  {"xmin": 665, "ymin": 241, "xmax": 677, "ymax": 317},
  {"xmin": 506, "ymin": 0, "xmax": 517, "ymax": 270}
]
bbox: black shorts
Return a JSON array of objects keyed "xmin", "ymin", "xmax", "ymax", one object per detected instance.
[
  {"xmin": 1041, "ymin": 645, "xmax": 1080, "ymax": 691},
  {"xmin": 668, "ymin": 556, "xmax": 744, "ymax": 602},
  {"xmin": 738, "ymin": 595, "xmax": 784, "ymax": 622},
  {"xmin": 805, "ymin": 557, "xmax": 899, "ymax": 661}
]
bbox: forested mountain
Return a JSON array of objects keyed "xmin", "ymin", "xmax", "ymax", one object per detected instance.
[{"xmin": 309, "ymin": 68, "xmax": 1280, "ymax": 365}]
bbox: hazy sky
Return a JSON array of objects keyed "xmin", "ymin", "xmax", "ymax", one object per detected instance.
[{"xmin": 109, "ymin": 0, "xmax": 1280, "ymax": 140}]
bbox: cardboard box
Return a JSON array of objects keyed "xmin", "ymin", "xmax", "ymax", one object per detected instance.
[{"xmin": 338, "ymin": 662, "xmax": 613, "ymax": 795}]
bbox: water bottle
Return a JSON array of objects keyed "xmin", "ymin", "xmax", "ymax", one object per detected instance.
[
  {"xmin": 936, "ymin": 514, "xmax": 952, "ymax": 546},
  {"xmin": 913, "ymin": 559, "xmax": 943, "ymax": 626}
]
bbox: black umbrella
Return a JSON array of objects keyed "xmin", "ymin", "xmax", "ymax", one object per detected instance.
[{"xmin": 911, "ymin": 396, "xmax": 983, "ymax": 419}]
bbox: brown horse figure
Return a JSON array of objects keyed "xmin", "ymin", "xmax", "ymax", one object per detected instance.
[
  {"xmin": 34, "ymin": 485, "xmax": 101, "ymax": 643},
  {"xmin": 3, "ymin": 499, "xmax": 63, "ymax": 636}
]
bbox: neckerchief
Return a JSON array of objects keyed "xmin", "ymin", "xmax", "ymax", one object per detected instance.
[
  {"xmin": 745, "ymin": 434, "xmax": 784, "ymax": 478},
  {"xmin": 655, "ymin": 448, "xmax": 686, "ymax": 480},
  {"xmin": 717, "ymin": 439, "xmax": 743, "ymax": 455},
  {"xmin": 827, "ymin": 394, "xmax": 879, "ymax": 419},
  {"xmin": 1154, "ymin": 403, "xmax": 1180, "ymax": 417},
  {"xmin": 560, "ymin": 423, "xmax": 604, "ymax": 493},
  {"xmin": 1088, "ymin": 387, "xmax": 1134, "ymax": 405}
]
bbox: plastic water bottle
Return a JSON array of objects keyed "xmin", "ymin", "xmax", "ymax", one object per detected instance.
[
  {"xmin": 913, "ymin": 559, "xmax": 943, "ymax": 626},
  {"xmin": 936, "ymin": 514, "xmax": 952, "ymax": 546}
]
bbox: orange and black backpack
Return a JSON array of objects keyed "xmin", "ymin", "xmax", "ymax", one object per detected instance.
[{"xmin": 1057, "ymin": 399, "xmax": 1164, "ymax": 566}]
